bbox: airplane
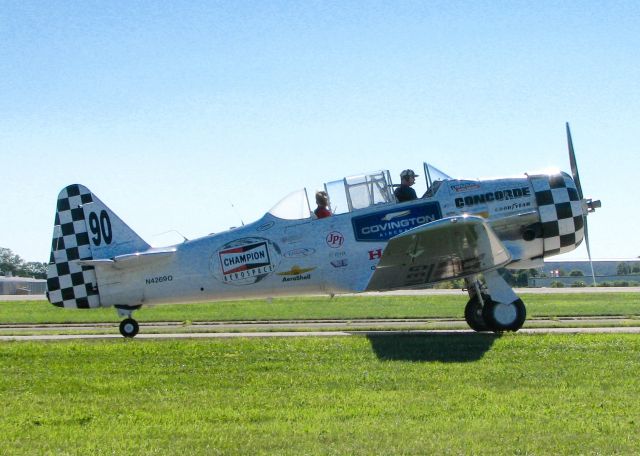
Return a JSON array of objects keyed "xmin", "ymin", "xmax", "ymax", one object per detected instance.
[{"xmin": 46, "ymin": 124, "xmax": 601, "ymax": 337}]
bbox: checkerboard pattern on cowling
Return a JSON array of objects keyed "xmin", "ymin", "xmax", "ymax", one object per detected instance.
[
  {"xmin": 530, "ymin": 172, "xmax": 585, "ymax": 257},
  {"xmin": 46, "ymin": 184, "xmax": 101, "ymax": 308}
]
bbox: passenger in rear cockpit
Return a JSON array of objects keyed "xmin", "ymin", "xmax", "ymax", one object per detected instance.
[
  {"xmin": 394, "ymin": 169, "xmax": 419, "ymax": 202},
  {"xmin": 314, "ymin": 191, "xmax": 332, "ymax": 219}
]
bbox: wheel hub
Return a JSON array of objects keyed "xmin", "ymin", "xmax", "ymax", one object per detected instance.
[{"xmin": 493, "ymin": 302, "xmax": 517, "ymax": 326}]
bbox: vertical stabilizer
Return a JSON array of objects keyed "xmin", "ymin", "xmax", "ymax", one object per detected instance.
[{"xmin": 46, "ymin": 184, "xmax": 150, "ymax": 308}]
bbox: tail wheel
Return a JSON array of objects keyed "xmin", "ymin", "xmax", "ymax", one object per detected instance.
[
  {"xmin": 119, "ymin": 318, "xmax": 139, "ymax": 338},
  {"xmin": 482, "ymin": 298, "xmax": 526, "ymax": 332},
  {"xmin": 464, "ymin": 294, "xmax": 490, "ymax": 332}
]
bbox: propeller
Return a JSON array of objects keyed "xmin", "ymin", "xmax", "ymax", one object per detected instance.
[{"xmin": 566, "ymin": 123, "xmax": 601, "ymax": 286}]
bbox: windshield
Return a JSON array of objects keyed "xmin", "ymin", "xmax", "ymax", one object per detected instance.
[
  {"xmin": 268, "ymin": 189, "xmax": 311, "ymax": 220},
  {"xmin": 424, "ymin": 162, "xmax": 452, "ymax": 185},
  {"xmin": 423, "ymin": 162, "xmax": 452, "ymax": 197}
]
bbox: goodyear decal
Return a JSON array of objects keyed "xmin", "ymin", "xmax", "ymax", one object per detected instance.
[{"xmin": 351, "ymin": 202, "xmax": 442, "ymax": 242}]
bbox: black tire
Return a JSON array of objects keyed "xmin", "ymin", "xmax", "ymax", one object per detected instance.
[
  {"xmin": 464, "ymin": 294, "xmax": 490, "ymax": 332},
  {"xmin": 119, "ymin": 318, "xmax": 139, "ymax": 338},
  {"xmin": 482, "ymin": 298, "xmax": 526, "ymax": 332}
]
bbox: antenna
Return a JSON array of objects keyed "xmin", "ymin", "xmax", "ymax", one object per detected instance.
[
  {"xmin": 231, "ymin": 203, "xmax": 245, "ymax": 226},
  {"xmin": 154, "ymin": 230, "xmax": 188, "ymax": 242}
]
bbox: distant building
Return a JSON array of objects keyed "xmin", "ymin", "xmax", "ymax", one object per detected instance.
[
  {"xmin": 0, "ymin": 276, "xmax": 47, "ymax": 295},
  {"xmin": 529, "ymin": 259, "xmax": 640, "ymax": 287}
]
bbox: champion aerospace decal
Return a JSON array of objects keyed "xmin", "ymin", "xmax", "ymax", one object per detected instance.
[
  {"xmin": 211, "ymin": 237, "xmax": 281, "ymax": 285},
  {"xmin": 351, "ymin": 202, "xmax": 442, "ymax": 241}
]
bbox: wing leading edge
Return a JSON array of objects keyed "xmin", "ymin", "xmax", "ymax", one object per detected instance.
[{"xmin": 365, "ymin": 215, "xmax": 511, "ymax": 291}]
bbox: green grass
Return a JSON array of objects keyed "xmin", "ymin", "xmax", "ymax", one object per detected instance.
[
  {"xmin": 1, "ymin": 334, "xmax": 639, "ymax": 455},
  {"xmin": 1, "ymin": 292, "xmax": 640, "ymax": 324}
]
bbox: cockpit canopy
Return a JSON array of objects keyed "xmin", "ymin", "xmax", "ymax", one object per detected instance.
[{"xmin": 268, "ymin": 162, "xmax": 451, "ymax": 220}]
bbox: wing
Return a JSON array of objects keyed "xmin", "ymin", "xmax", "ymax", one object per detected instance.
[{"xmin": 365, "ymin": 215, "xmax": 511, "ymax": 291}]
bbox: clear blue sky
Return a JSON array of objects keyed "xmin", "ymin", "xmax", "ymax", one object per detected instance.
[{"xmin": 2, "ymin": 1, "xmax": 638, "ymax": 262}]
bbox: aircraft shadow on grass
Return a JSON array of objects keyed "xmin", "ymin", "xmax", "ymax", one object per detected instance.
[{"xmin": 365, "ymin": 332, "xmax": 500, "ymax": 363}]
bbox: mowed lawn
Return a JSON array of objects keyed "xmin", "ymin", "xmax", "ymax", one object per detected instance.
[
  {"xmin": 2, "ymin": 292, "xmax": 640, "ymax": 324},
  {"xmin": 1, "ymin": 334, "xmax": 640, "ymax": 455}
]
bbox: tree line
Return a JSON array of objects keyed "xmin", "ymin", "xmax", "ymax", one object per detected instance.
[{"xmin": 0, "ymin": 247, "xmax": 47, "ymax": 279}]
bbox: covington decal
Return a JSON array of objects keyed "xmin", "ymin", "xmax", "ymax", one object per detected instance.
[
  {"xmin": 455, "ymin": 187, "xmax": 531, "ymax": 208},
  {"xmin": 351, "ymin": 202, "xmax": 442, "ymax": 242}
]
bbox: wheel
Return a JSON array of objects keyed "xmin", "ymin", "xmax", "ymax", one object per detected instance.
[
  {"xmin": 119, "ymin": 318, "xmax": 139, "ymax": 338},
  {"xmin": 465, "ymin": 294, "xmax": 490, "ymax": 331},
  {"xmin": 482, "ymin": 298, "xmax": 526, "ymax": 332}
]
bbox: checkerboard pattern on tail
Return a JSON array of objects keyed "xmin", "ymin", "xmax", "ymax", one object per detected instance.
[
  {"xmin": 531, "ymin": 172, "xmax": 585, "ymax": 256},
  {"xmin": 46, "ymin": 184, "xmax": 101, "ymax": 308}
]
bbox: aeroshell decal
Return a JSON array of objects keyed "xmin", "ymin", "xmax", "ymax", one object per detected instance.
[
  {"xmin": 211, "ymin": 237, "xmax": 281, "ymax": 285},
  {"xmin": 351, "ymin": 202, "xmax": 442, "ymax": 242}
]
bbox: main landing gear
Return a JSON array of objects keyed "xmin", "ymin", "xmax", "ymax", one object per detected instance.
[
  {"xmin": 464, "ymin": 270, "xmax": 527, "ymax": 333},
  {"xmin": 116, "ymin": 305, "xmax": 141, "ymax": 338}
]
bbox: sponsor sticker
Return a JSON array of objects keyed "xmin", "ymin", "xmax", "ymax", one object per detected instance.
[
  {"xmin": 451, "ymin": 182, "xmax": 481, "ymax": 193},
  {"xmin": 211, "ymin": 237, "xmax": 281, "ymax": 285},
  {"xmin": 277, "ymin": 265, "xmax": 316, "ymax": 276},
  {"xmin": 277, "ymin": 265, "xmax": 315, "ymax": 282},
  {"xmin": 454, "ymin": 187, "xmax": 531, "ymax": 209},
  {"xmin": 326, "ymin": 231, "xmax": 344, "ymax": 248},
  {"xmin": 284, "ymin": 248, "xmax": 316, "ymax": 258},
  {"xmin": 331, "ymin": 259, "xmax": 348, "ymax": 268},
  {"xmin": 257, "ymin": 221, "xmax": 275, "ymax": 232},
  {"xmin": 368, "ymin": 249, "xmax": 383, "ymax": 260},
  {"xmin": 494, "ymin": 202, "xmax": 532, "ymax": 213},
  {"xmin": 351, "ymin": 202, "xmax": 442, "ymax": 242}
]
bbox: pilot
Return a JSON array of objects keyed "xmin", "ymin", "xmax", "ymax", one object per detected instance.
[
  {"xmin": 394, "ymin": 169, "xmax": 419, "ymax": 202},
  {"xmin": 314, "ymin": 191, "xmax": 332, "ymax": 219}
]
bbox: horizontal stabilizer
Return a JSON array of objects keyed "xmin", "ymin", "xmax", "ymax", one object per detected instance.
[
  {"xmin": 76, "ymin": 248, "xmax": 176, "ymax": 269},
  {"xmin": 366, "ymin": 215, "xmax": 511, "ymax": 291}
]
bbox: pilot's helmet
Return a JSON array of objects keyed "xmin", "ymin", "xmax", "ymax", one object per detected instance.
[{"xmin": 400, "ymin": 169, "xmax": 419, "ymax": 179}]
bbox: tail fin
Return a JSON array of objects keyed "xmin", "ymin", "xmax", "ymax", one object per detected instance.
[{"xmin": 46, "ymin": 184, "xmax": 150, "ymax": 308}]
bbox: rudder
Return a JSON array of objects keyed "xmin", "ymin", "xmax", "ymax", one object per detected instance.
[{"xmin": 46, "ymin": 184, "xmax": 150, "ymax": 308}]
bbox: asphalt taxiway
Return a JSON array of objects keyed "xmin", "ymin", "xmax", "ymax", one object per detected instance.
[{"xmin": 1, "ymin": 318, "xmax": 640, "ymax": 341}]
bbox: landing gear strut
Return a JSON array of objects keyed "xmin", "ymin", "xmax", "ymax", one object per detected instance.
[
  {"xmin": 464, "ymin": 271, "xmax": 527, "ymax": 333},
  {"xmin": 116, "ymin": 306, "xmax": 141, "ymax": 338}
]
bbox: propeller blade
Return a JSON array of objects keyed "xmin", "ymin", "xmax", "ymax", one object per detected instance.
[
  {"xmin": 567, "ymin": 122, "xmax": 597, "ymax": 285},
  {"xmin": 566, "ymin": 122, "xmax": 584, "ymax": 200},
  {"xmin": 583, "ymin": 217, "xmax": 597, "ymax": 286}
]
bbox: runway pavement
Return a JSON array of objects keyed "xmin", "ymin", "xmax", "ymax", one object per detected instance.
[
  {"xmin": 2, "ymin": 318, "xmax": 640, "ymax": 341},
  {"xmin": 2, "ymin": 288, "xmax": 639, "ymax": 341}
]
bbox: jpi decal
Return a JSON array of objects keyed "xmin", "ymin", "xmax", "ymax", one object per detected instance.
[
  {"xmin": 326, "ymin": 231, "xmax": 344, "ymax": 248},
  {"xmin": 352, "ymin": 202, "xmax": 442, "ymax": 242}
]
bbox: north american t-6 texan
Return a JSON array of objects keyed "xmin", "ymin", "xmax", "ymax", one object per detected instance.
[{"xmin": 46, "ymin": 124, "xmax": 601, "ymax": 337}]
